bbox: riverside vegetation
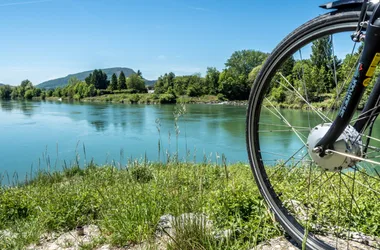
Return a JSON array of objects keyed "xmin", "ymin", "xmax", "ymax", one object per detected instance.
[
  {"xmin": 1, "ymin": 159, "xmax": 380, "ymax": 249},
  {"xmin": 0, "ymin": 160, "xmax": 282, "ymax": 250},
  {"xmin": 1, "ymin": 38, "xmax": 376, "ymax": 107}
]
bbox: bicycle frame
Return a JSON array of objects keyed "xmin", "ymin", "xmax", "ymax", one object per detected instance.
[{"xmin": 315, "ymin": 0, "xmax": 380, "ymax": 155}]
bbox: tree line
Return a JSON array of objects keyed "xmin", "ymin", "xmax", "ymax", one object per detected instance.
[
  {"xmin": 0, "ymin": 70, "xmax": 147, "ymax": 100},
  {"xmin": 154, "ymin": 50, "xmax": 268, "ymax": 100},
  {"xmin": 1, "ymin": 41, "xmax": 373, "ymax": 104}
]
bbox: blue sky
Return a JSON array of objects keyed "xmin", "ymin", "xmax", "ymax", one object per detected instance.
[{"xmin": 0, "ymin": 0, "xmax": 327, "ymax": 85}]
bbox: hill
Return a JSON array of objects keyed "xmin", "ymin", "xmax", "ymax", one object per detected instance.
[
  {"xmin": 37, "ymin": 67, "xmax": 156, "ymax": 89},
  {"xmin": 0, "ymin": 83, "xmax": 4, "ymax": 86}
]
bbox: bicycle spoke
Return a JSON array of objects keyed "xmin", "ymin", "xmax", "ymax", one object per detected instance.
[
  {"xmin": 264, "ymin": 98, "xmax": 307, "ymax": 145},
  {"xmin": 341, "ymin": 172, "xmax": 380, "ymax": 197},
  {"xmin": 325, "ymin": 149, "xmax": 380, "ymax": 166},
  {"xmin": 277, "ymin": 73, "xmax": 330, "ymax": 122},
  {"xmin": 258, "ymin": 123, "xmax": 310, "ymax": 129}
]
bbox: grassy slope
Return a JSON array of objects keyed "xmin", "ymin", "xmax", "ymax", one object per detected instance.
[
  {"xmin": 1, "ymin": 161, "xmax": 379, "ymax": 249},
  {"xmin": 0, "ymin": 162, "xmax": 280, "ymax": 249}
]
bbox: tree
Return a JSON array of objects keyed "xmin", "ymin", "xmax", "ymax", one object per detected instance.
[
  {"xmin": 118, "ymin": 71, "xmax": 127, "ymax": 90},
  {"xmin": 154, "ymin": 76, "xmax": 165, "ymax": 94},
  {"xmin": 165, "ymin": 72, "xmax": 176, "ymax": 95},
  {"xmin": 248, "ymin": 64, "xmax": 263, "ymax": 84},
  {"xmin": 84, "ymin": 84, "xmax": 96, "ymax": 97},
  {"xmin": 85, "ymin": 70, "xmax": 109, "ymax": 89},
  {"xmin": 126, "ymin": 74, "xmax": 146, "ymax": 93},
  {"xmin": 310, "ymin": 36, "xmax": 341, "ymax": 91},
  {"xmin": 110, "ymin": 73, "xmax": 118, "ymax": 91},
  {"xmin": 136, "ymin": 70, "xmax": 142, "ymax": 78},
  {"xmin": 24, "ymin": 90, "xmax": 34, "ymax": 100},
  {"xmin": 225, "ymin": 50, "xmax": 268, "ymax": 77},
  {"xmin": 20, "ymin": 79, "xmax": 33, "ymax": 89},
  {"xmin": 68, "ymin": 77, "xmax": 81, "ymax": 86},
  {"xmin": 205, "ymin": 67, "xmax": 220, "ymax": 95},
  {"xmin": 53, "ymin": 87, "xmax": 62, "ymax": 97},
  {"xmin": 0, "ymin": 85, "xmax": 12, "ymax": 99},
  {"xmin": 218, "ymin": 69, "xmax": 249, "ymax": 100}
]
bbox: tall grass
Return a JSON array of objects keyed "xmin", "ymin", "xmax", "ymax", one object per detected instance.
[{"xmin": 0, "ymin": 159, "xmax": 282, "ymax": 249}]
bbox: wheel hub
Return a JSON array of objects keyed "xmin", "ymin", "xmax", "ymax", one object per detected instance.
[{"xmin": 307, "ymin": 123, "xmax": 363, "ymax": 171}]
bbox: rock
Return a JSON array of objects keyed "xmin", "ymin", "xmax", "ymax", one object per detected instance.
[
  {"xmin": 156, "ymin": 214, "xmax": 175, "ymax": 237},
  {"xmin": 283, "ymin": 200, "xmax": 308, "ymax": 221},
  {"xmin": 213, "ymin": 229, "xmax": 233, "ymax": 240},
  {"xmin": 254, "ymin": 236, "xmax": 299, "ymax": 250},
  {"xmin": 177, "ymin": 213, "xmax": 213, "ymax": 230},
  {"xmin": 26, "ymin": 225, "xmax": 101, "ymax": 250},
  {"xmin": 0, "ymin": 230, "xmax": 17, "ymax": 239}
]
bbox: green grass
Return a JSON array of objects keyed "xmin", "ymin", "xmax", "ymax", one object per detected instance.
[
  {"xmin": 2, "ymin": 160, "xmax": 379, "ymax": 249},
  {"xmin": 0, "ymin": 162, "xmax": 281, "ymax": 249},
  {"xmin": 47, "ymin": 94, "xmax": 241, "ymax": 105}
]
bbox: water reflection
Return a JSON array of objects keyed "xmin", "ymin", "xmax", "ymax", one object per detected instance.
[
  {"xmin": 90, "ymin": 120, "xmax": 107, "ymax": 132},
  {"xmin": 0, "ymin": 101, "xmax": 249, "ymax": 181},
  {"xmin": 0, "ymin": 100, "xmax": 37, "ymax": 117}
]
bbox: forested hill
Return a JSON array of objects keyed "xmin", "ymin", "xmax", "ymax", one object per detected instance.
[
  {"xmin": 37, "ymin": 67, "xmax": 156, "ymax": 89},
  {"xmin": 0, "ymin": 83, "xmax": 4, "ymax": 86}
]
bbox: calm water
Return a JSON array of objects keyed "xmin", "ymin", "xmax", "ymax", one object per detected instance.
[
  {"xmin": 1, "ymin": 100, "xmax": 378, "ymax": 183},
  {"xmin": 0, "ymin": 101, "xmax": 248, "ymax": 180}
]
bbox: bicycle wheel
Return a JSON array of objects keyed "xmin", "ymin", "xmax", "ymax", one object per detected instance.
[{"xmin": 247, "ymin": 10, "xmax": 380, "ymax": 249}]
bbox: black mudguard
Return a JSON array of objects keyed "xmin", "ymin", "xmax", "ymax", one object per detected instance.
[{"xmin": 320, "ymin": 0, "xmax": 364, "ymax": 9}]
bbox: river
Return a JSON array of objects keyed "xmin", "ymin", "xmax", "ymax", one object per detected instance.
[
  {"xmin": 1, "ymin": 100, "xmax": 378, "ymax": 184},
  {"xmin": 0, "ymin": 101, "xmax": 248, "ymax": 182}
]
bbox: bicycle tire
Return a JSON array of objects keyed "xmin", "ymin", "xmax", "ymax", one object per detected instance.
[{"xmin": 246, "ymin": 9, "xmax": 379, "ymax": 250}]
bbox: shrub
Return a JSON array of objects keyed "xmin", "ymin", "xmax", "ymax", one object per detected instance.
[{"xmin": 130, "ymin": 166, "xmax": 153, "ymax": 183}]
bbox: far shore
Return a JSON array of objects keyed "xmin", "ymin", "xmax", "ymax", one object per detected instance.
[{"xmin": 42, "ymin": 93, "xmax": 249, "ymax": 106}]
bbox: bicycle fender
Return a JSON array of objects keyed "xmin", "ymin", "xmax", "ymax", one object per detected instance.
[{"xmin": 320, "ymin": 0, "xmax": 364, "ymax": 9}]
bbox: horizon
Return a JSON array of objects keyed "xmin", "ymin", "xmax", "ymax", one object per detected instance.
[{"xmin": 1, "ymin": 0, "xmax": 326, "ymax": 86}]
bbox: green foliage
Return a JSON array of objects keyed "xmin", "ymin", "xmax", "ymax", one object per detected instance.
[
  {"xmin": 248, "ymin": 64, "xmax": 262, "ymax": 84},
  {"xmin": 0, "ymin": 163, "xmax": 282, "ymax": 249},
  {"xmin": 130, "ymin": 165, "xmax": 154, "ymax": 183},
  {"xmin": 225, "ymin": 50, "xmax": 268, "ymax": 77},
  {"xmin": 0, "ymin": 85, "xmax": 12, "ymax": 99},
  {"xmin": 166, "ymin": 215, "xmax": 222, "ymax": 250},
  {"xmin": 53, "ymin": 87, "xmax": 62, "ymax": 97},
  {"xmin": 118, "ymin": 71, "xmax": 127, "ymax": 90},
  {"xmin": 218, "ymin": 69, "xmax": 249, "ymax": 100},
  {"xmin": 159, "ymin": 93, "xmax": 176, "ymax": 103},
  {"xmin": 154, "ymin": 72, "xmax": 176, "ymax": 95},
  {"xmin": 109, "ymin": 73, "xmax": 118, "ymax": 91},
  {"xmin": 0, "ymin": 79, "xmax": 50, "ymax": 101},
  {"xmin": 85, "ymin": 69, "xmax": 109, "ymax": 89},
  {"xmin": 1, "ymin": 161, "xmax": 380, "ymax": 249},
  {"xmin": 24, "ymin": 90, "xmax": 34, "ymax": 100},
  {"xmin": 37, "ymin": 67, "xmax": 144, "ymax": 90},
  {"xmin": 49, "ymin": 77, "xmax": 96, "ymax": 100},
  {"xmin": 205, "ymin": 67, "xmax": 220, "ymax": 95},
  {"xmin": 126, "ymin": 73, "xmax": 146, "ymax": 93}
]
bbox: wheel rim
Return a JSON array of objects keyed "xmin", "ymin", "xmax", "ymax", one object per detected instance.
[{"xmin": 247, "ymin": 12, "xmax": 380, "ymax": 249}]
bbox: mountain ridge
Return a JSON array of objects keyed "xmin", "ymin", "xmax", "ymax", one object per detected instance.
[{"xmin": 37, "ymin": 67, "xmax": 156, "ymax": 89}]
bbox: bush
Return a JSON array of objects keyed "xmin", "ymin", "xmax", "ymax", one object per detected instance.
[
  {"xmin": 159, "ymin": 94, "xmax": 176, "ymax": 104},
  {"xmin": 127, "ymin": 94, "xmax": 141, "ymax": 103},
  {"xmin": 24, "ymin": 90, "xmax": 34, "ymax": 100},
  {"xmin": 217, "ymin": 93, "xmax": 226, "ymax": 101},
  {"xmin": 130, "ymin": 166, "xmax": 153, "ymax": 183}
]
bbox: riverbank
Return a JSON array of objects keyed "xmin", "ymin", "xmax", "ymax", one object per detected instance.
[
  {"xmin": 0, "ymin": 162, "xmax": 281, "ymax": 249},
  {"xmin": 1, "ymin": 162, "xmax": 380, "ymax": 249},
  {"xmin": 44, "ymin": 93, "xmax": 340, "ymax": 109},
  {"xmin": 44, "ymin": 94, "xmax": 248, "ymax": 106}
]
